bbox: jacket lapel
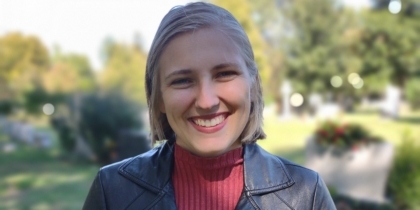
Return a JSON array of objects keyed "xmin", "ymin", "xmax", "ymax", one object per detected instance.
[
  {"xmin": 236, "ymin": 143, "xmax": 295, "ymax": 209},
  {"xmin": 243, "ymin": 143, "xmax": 295, "ymax": 194},
  {"xmin": 118, "ymin": 141, "xmax": 174, "ymax": 192},
  {"xmin": 118, "ymin": 141, "xmax": 177, "ymax": 209}
]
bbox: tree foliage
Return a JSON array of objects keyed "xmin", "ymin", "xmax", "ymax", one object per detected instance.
[
  {"xmin": 43, "ymin": 50, "xmax": 96, "ymax": 94},
  {"xmin": 251, "ymin": 0, "xmax": 420, "ymax": 109},
  {"xmin": 0, "ymin": 33, "xmax": 49, "ymax": 103},
  {"xmin": 359, "ymin": 0, "xmax": 420, "ymax": 88},
  {"xmin": 20, "ymin": 50, "xmax": 97, "ymax": 116},
  {"xmin": 276, "ymin": 0, "xmax": 358, "ymax": 103},
  {"xmin": 99, "ymin": 40, "xmax": 147, "ymax": 105}
]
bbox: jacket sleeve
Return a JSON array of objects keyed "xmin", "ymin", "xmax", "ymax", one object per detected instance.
[
  {"xmin": 83, "ymin": 171, "xmax": 107, "ymax": 210},
  {"xmin": 313, "ymin": 174, "xmax": 337, "ymax": 210}
]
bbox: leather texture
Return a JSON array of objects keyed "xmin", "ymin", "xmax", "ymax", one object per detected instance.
[{"xmin": 83, "ymin": 141, "xmax": 336, "ymax": 210}]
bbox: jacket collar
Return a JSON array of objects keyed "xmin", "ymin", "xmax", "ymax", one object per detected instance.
[
  {"xmin": 118, "ymin": 141, "xmax": 295, "ymax": 195},
  {"xmin": 242, "ymin": 143, "xmax": 295, "ymax": 195},
  {"xmin": 118, "ymin": 141, "xmax": 174, "ymax": 194}
]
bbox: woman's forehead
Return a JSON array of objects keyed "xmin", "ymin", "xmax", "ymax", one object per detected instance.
[{"xmin": 158, "ymin": 27, "xmax": 246, "ymax": 76}]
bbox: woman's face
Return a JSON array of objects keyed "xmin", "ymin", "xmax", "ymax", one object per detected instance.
[{"xmin": 158, "ymin": 27, "xmax": 252, "ymax": 157}]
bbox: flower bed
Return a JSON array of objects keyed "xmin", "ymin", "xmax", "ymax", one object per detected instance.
[
  {"xmin": 306, "ymin": 121, "xmax": 394, "ymax": 203},
  {"xmin": 314, "ymin": 121, "xmax": 382, "ymax": 151}
]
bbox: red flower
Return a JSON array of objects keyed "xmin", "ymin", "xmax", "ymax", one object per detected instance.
[
  {"xmin": 318, "ymin": 130, "xmax": 328, "ymax": 137},
  {"xmin": 315, "ymin": 121, "xmax": 383, "ymax": 150},
  {"xmin": 335, "ymin": 127, "xmax": 345, "ymax": 135}
]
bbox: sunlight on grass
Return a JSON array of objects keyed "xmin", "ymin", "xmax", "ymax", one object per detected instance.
[
  {"xmin": 3, "ymin": 171, "xmax": 93, "ymax": 191},
  {"xmin": 4, "ymin": 173, "xmax": 34, "ymax": 190},
  {"xmin": 0, "ymin": 130, "xmax": 99, "ymax": 210},
  {"xmin": 0, "ymin": 163, "xmax": 98, "ymax": 210}
]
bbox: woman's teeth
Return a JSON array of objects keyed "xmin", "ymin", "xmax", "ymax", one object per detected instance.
[{"xmin": 193, "ymin": 115, "xmax": 225, "ymax": 127}]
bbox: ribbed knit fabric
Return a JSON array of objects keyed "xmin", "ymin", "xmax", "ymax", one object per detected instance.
[{"xmin": 172, "ymin": 144, "xmax": 244, "ymax": 210}]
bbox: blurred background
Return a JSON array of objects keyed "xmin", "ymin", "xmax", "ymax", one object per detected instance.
[{"xmin": 1, "ymin": 0, "xmax": 419, "ymax": 209}]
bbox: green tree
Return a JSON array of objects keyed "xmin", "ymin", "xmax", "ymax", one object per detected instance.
[
  {"xmin": 361, "ymin": 0, "xmax": 420, "ymax": 110},
  {"xmin": 44, "ymin": 49, "xmax": 96, "ymax": 94},
  {"xmin": 21, "ymin": 50, "xmax": 97, "ymax": 116},
  {"xmin": 99, "ymin": 40, "xmax": 147, "ymax": 106},
  {"xmin": 358, "ymin": 1, "xmax": 420, "ymax": 88},
  {"xmin": 251, "ymin": 0, "xmax": 420, "ymax": 110},
  {"xmin": 278, "ymin": 0, "xmax": 359, "ymax": 104},
  {"xmin": 0, "ymin": 33, "xmax": 49, "ymax": 111}
]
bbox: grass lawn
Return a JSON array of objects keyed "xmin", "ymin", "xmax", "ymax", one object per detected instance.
[
  {"xmin": 0, "ymin": 107, "xmax": 419, "ymax": 209},
  {"xmin": 0, "ymin": 130, "xmax": 99, "ymax": 210}
]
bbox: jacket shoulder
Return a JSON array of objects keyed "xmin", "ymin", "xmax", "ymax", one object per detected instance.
[
  {"xmin": 102, "ymin": 145, "xmax": 162, "ymax": 171},
  {"xmin": 84, "ymin": 144, "xmax": 174, "ymax": 210},
  {"xmin": 278, "ymin": 157, "xmax": 319, "ymax": 184},
  {"xmin": 96, "ymin": 146, "xmax": 157, "ymax": 182},
  {"xmin": 244, "ymin": 143, "xmax": 319, "ymax": 191},
  {"xmin": 244, "ymin": 144, "xmax": 335, "ymax": 209},
  {"xmin": 274, "ymin": 156, "xmax": 336, "ymax": 209}
]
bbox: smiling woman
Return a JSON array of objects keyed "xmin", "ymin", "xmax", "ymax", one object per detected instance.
[{"xmin": 83, "ymin": 2, "xmax": 336, "ymax": 210}]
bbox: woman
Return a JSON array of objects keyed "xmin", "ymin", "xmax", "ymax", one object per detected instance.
[{"xmin": 83, "ymin": 2, "xmax": 336, "ymax": 210}]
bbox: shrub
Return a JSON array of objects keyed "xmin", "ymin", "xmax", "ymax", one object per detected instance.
[
  {"xmin": 78, "ymin": 92, "xmax": 144, "ymax": 164},
  {"xmin": 50, "ymin": 117, "xmax": 76, "ymax": 152},
  {"xmin": 0, "ymin": 100, "xmax": 14, "ymax": 115},
  {"xmin": 405, "ymin": 78, "xmax": 420, "ymax": 110},
  {"xmin": 387, "ymin": 132, "xmax": 420, "ymax": 209},
  {"xmin": 51, "ymin": 91, "xmax": 145, "ymax": 164},
  {"xmin": 314, "ymin": 121, "xmax": 382, "ymax": 150},
  {"xmin": 23, "ymin": 85, "xmax": 68, "ymax": 115}
]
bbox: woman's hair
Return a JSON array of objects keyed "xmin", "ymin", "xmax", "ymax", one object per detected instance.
[{"xmin": 146, "ymin": 2, "xmax": 266, "ymax": 144}]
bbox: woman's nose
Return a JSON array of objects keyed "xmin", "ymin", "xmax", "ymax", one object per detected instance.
[{"xmin": 195, "ymin": 82, "xmax": 219, "ymax": 110}]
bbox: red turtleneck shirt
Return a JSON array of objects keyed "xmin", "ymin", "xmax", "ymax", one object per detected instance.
[{"xmin": 172, "ymin": 144, "xmax": 244, "ymax": 210}]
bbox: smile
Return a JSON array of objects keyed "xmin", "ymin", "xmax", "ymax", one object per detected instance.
[{"xmin": 192, "ymin": 115, "xmax": 225, "ymax": 127}]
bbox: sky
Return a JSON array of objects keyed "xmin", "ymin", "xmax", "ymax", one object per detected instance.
[
  {"xmin": 0, "ymin": 0, "xmax": 192, "ymax": 70},
  {"xmin": 0, "ymin": 0, "xmax": 372, "ymax": 71}
]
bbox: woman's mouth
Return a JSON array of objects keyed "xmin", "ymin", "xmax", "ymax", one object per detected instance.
[
  {"xmin": 189, "ymin": 113, "xmax": 228, "ymax": 133},
  {"xmin": 192, "ymin": 115, "xmax": 225, "ymax": 127}
]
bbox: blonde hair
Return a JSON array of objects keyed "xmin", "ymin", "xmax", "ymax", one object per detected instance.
[{"xmin": 145, "ymin": 2, "xmax": 266, "ymax": 144}]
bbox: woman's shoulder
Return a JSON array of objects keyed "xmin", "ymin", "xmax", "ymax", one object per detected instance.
[
  {"xmin": 275, "ymin": 155, "xmax": 321, "ymax": 187},
  {"xmin": 84, "ymin": 143, "xmax": 176, "ymax": 210},
  {"xmin": 93, "ymin": 142, "xmax": 174, "ymax": 194},
  {"xmin": 245, "ymin": 143, "xmax": 319, "ymax": 181},
  {"xmin": 100, "ymin": 142, "xmax": 173, "ymax": 176},
  {"xmin": 244, "ymin": 143, "xmax": 325, "ymax": 195},
  {"xmin": 243, "ymin": 143, "xmax": 335, "ymax": 209}
]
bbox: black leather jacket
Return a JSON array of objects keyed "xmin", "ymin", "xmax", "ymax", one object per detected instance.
[{"xmin": 83, "ymin": 141, "xmax": 336, "ymax": 210}]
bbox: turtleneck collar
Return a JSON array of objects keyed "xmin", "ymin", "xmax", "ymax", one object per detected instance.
[{"xmin": 174, "ymin": 143, "xmax": 243, "ymax": 170}]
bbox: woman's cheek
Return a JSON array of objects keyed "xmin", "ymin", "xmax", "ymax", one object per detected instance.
[{"xmin": 164, "ymin": 89, "xmax": 193, "ymax": 109}]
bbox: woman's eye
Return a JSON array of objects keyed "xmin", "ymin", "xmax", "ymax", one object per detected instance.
[
  {"xmin": 216, "ymin": 71, "xmax": 237, "ymax": 80},
  {"xmin": 170, "ymin": 78, "xmax": 193, "ymax": 87}
]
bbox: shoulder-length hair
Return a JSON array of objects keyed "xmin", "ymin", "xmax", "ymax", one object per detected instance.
[{"xmin": 145, "ymin": 2, "xmax": 266, "ymax": 144}]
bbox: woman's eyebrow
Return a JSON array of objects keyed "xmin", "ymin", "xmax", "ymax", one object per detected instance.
[
  {"xmin": 164, "ymin": 69, "xmax": 192, "ymax": 81},
  {"xmin": 213, "ymin": 62, "xmax": 240, "ymax": 70}
]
